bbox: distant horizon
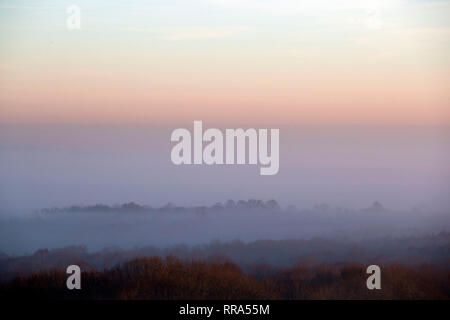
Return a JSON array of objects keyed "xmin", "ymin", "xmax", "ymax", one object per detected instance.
[
  {"xmin": 32, "ymin": 198, "xmax": 417, "ymax": 211},
  {"xmin": 1, "ymin": 123, "xmax": 448, "ymax": 213}
]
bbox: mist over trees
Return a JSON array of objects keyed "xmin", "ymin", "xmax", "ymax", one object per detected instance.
[
  {"xmin": 1, "ymin": 231, "xmax": 449, "ymax": 281},
  {"xmin": 0, "ymin": 199, "xmax": 449, "ymax": 299},
  {"xmin": 0, "ymin": 199, "xmax": 448, "ymax": 256}
]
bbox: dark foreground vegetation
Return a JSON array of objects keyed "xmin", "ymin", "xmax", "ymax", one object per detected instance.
[
  {"xmin": 1, "ymin": 256, "xmax": 449, "ymax": 300},
  {"xmin": 1, "ymin": 233, "xmax": 449, "ymax": 299},
  {"xmin": 2, "ymin": 232, "xmax": 450, "ymax": 280}
]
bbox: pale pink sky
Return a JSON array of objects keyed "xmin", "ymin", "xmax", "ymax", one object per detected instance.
[{"xmin": 0, "ymin": 0, "xmax": 449, "ymax": 124}]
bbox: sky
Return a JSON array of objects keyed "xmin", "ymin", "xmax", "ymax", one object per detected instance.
[
  {"xmin": 0, "ymin": 124, "xmax": 449, "ymax": 212},
  {"xmin": 0, "ymin": 0, "xmax": 449, "ymax": 124},
  {"xmin": 0, "ymin": 1, "xmax": 449, "ymax": 213}
]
